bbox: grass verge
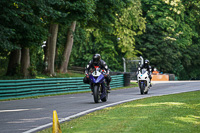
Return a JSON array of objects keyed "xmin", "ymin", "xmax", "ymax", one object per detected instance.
[
  {"xmin": 38, "ymin": 90, "xmax": 200, "ymax": 133},
  {"xmin": 0, "ymin": 72, "xmax": 85, "ymax": 80}
]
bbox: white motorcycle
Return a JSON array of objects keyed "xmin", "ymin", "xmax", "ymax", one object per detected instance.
[{"xmin": 137, "ymin": 68, "xmax": 151, "ymax": 94}]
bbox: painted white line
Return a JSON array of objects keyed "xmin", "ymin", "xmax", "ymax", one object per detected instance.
[
  {"xmin": 0, "ymin": 109, "xmax": 30, "ymax": 113},
  {"xmin": 151, "ymin": 80, "xmax": 200, "ymax": 83},
  {"xmin": 131, "ymin": 80, "xmax": 200, "ymax": 84},
  {"xmin": 23, "ymin": 123, "xmax": 52, "ymax": 133},
  {"xmin": 0, "ymin": 108, "xmax": 43, "ymax": 113},
  {"xmin": 23, "ymin": 97, "xmax": 145, "ymax": 133}
]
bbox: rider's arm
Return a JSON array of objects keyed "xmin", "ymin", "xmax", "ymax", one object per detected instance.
[
  {"xmin": 148, "ymin": 65, "xmax": 152, "ymax": 75},
  {"xmin": 85, "ymin": 60, "xmax": 92, "ymax": 75},
  {"xmin": 101, "ymin": 60, "xmax": 109, "ymax": 74}
]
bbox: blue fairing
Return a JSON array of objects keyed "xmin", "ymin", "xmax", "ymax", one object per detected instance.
[
  {"xmin": 90, "ymin": 74, "xmax": 104, "ymax": 83},
  {"xmin": 89, "ymin": 72, "xmax": 107, "ymax": 100}
]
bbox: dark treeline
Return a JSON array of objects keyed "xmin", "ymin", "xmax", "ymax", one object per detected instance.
[{"xmin": 0, "ymin": 0, "xmax": 200, "ymax": 80}]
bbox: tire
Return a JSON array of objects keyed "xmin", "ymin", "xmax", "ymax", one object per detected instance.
[
  {"xmin": 101, "ymin": 87, "xmax": 108, "ymax": 102},
  {"xmin": 93, "ymin": 85, "xmax": 100, "ymax": 103},
  {"xmin": 140, "ymin": 82, "xmax": 145, "ymax": 95},
  {"xmin": 145, "ymin": 86, "xmax": 150, "ymax": 94},
  {"xmin": 124, "ymin": 73, "xmax": 131, "ymax": 86}
]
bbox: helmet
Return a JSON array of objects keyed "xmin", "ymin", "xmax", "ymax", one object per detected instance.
[
  {"xmin": 144, "ymin": 59, "xmax": 149, "ymax": 65},
  {"xmin": 93, "ymin": 54, "xmax": 101, "ymax": 65}
]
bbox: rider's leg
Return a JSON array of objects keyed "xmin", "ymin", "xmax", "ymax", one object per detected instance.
[
  {"xmin": 106, "ymin": 75, "xmax": 111, "ymax": 90},
  {"xmin": 149, "ymin": 75, "xmax": 152, "ymax": 87},
  {"xmin": 90, "ymin": 83, "xmax": 94, "ymax": 95}
]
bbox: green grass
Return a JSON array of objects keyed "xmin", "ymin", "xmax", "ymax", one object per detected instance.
[
  {"xmin": 38, "ymin": 91, "xmax": 200, "ymax": 133},
  {"xmin": 36, "ymin": 72, "xmax": 85, "ymax": 79}
]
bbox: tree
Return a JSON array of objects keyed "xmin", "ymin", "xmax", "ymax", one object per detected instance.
[
  {"xmin": 136, "ymin": 0, "xmax": 200, "ymax": 79},
  {"xmin": 0, "ymin": 0, "xmax": 48, "ymax": 77},
  {"xmin": 59, "ymin": 0, "xmax": 96, "ymax": 73},
  {"xmin": 47, "ymin": 24, "xmax": 59, "ymax": 76},
  {"xmin": 21, "ymin": 48, "xmax": 30, "ymax": 77},
  {"xmin": 68, "ymin": 0, "xmax": 146, "ymax": 71},
  {"xmin": 60, "ymin": 21, "xmax": 76, "ymax": 73},
  {"xmin": 114, "ymin": 0, "xmax": 146, "ymax": 58}
]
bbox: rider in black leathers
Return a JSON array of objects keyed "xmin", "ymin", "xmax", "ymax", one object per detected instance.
[
  {"xmin": 139, "ymin": 59, "xmax": 152, "ymax": 87},
  {"xmin": 83, "ymin": 54, "xmax": 112, "ymax": 92}
]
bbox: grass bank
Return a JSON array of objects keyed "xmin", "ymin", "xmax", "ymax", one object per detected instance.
[
  {"xmin": 39, "ymin": 90, "xmax": 200, "ymax": 133},
  {"xmin": 0, "ymin": 72, "xmax": 85, "ymax": 80}
]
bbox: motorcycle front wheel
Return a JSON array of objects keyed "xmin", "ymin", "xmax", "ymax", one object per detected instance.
[
  {"xmin": 93, "ymin": 85, "xmax": 100, "ymax": 103},
  {"xmin": 144, "ymin": 89, "xmax": 148, "ymax": 94},
  {"xmin": 140, "ymin": 82, "xmax": 145, "ymax": 95}
]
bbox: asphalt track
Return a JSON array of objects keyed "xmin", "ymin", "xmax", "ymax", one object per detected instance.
[{"xmin": 0, "ymin": 81, "xmax": 199, "ymax": 133}]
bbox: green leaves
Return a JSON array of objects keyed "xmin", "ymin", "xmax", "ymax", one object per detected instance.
[
  {"xmin": 1, "ymin": 0, "xmax": 199, "ymax": 79},
  {"xmin": 114, "ymin": 0, "xmax": 146, "ymax": 58},
  {"xmin": 135, "ymin": 0, "xmax": 200, "ymax": 79}
]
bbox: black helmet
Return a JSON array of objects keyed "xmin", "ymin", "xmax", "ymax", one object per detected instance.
[{"xmin": 93, "ymin": 54, "xmax": 101, "ymax": 65}]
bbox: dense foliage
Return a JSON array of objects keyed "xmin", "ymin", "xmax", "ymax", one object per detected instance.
[
  {"xmin": 136, "ymin": 0, "xmax": 200, "ymax": 79},
  {"xmin": 0, "ymin": 0, "xmax": 200, "ymax": 79}
]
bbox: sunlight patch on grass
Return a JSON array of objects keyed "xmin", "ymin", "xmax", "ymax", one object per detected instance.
[
  {"xmin": 134, "ymin": 116, "xmax": 149, "ymax": 119},
  {"xmin": 104, "ymin": 107, "xmax": 115, "ymax": 110},
  {"xmin": 174, "ymin": 115, "xmax": 200, "ymax": 124},
  {"xmin": 165, "ymin": 121, "xmax": 185, "ymax": 127},
  {"xmin": 129, "ymin": 102, "xmax": 186, "ymax": 108},
  {"xmin": 194, "ymin": 103, "xmax": 200, "ymax": 106}
]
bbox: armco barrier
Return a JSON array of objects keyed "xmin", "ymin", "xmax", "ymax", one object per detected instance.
[{"xmin": 0, "ymin": 75, "xmax": 124, "ymax": 100}]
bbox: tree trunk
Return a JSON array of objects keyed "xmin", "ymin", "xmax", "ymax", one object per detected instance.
[
  {"xmin": 21, "ymin": 47, "xmax": 30, "ymax": 78},
  {"xmin": 6, "ymin": 49, "xmax": 21, "ymax": 76},
  {"xmin": 55, "ymin": 47, "xmax": 58, "ymax": 70},
  {"xmin": 47, "ymin": 24, "xmax": 59, "ymax": 76},
  {"xmin": 60, "ymin": 21, "xmax": 76, "ymax": 73}
]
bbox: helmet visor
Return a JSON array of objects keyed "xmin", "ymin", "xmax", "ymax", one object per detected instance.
[{"xmin": 93, "ymin": 58, "xmax": 99, "ymax": 64}]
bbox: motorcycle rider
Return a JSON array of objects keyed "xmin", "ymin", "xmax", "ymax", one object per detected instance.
[
  {"xmin": 83, "ymin": 54, "xmax": 112, "ymax": 92},
  {"xmin": 139, "ymin": 59, "xmax": 152, "ymax": 87}
]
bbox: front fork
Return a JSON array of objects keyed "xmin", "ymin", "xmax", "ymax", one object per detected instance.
[
  {"xmin": 139, "ymin": 80, "xmax": 147, "ymax": 87},
  {"xmin": 90, "ymin": 82, "xmax": 106, "ymax": 93}
]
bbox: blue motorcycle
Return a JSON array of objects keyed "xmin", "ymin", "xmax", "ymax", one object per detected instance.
[{"xmin": 89, "ymin": 66, "xmax": 108, "ymax": 103}]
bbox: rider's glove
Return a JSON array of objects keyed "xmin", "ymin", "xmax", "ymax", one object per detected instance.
[{"xmin": 104, "ymin": 73, "xmax": 109, "ymax": 77}]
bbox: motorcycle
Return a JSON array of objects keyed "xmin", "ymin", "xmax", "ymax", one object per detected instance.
[
  {"xmin": 89, "ymin": 66, "xmax": 108, "ymax": 103},
  {"xmin": 137, "ymin": 68, "xmax": 151, "ymax": 94}
]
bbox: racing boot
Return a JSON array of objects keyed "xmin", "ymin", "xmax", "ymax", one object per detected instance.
[
  {"xmin": 107, "ymin": 84, "xmax": 111, "ymax": 93},
  {"xmin": 150, "ymin": 82, "xmax": 152, "ymax": 87},
  {"xmin": 90, "ymin": 84, "xmax": 94, "ymax": 95},
  {"xmin": 150, "ymin": 76, "xmax": 152, "ymax": 87}
]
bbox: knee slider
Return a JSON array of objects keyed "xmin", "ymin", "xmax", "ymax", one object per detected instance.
[{"xmin": 83, "ymin": 76, "xmax": 89, "ymax": 84}]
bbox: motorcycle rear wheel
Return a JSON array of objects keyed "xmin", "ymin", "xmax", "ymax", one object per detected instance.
[
  {"xmin": 93, "ymin": 85, "xmax": 100, "ymax": 103},
  {"xmin": 101, "ymin": 87, "xmax": 108, "ymax": 102}
]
